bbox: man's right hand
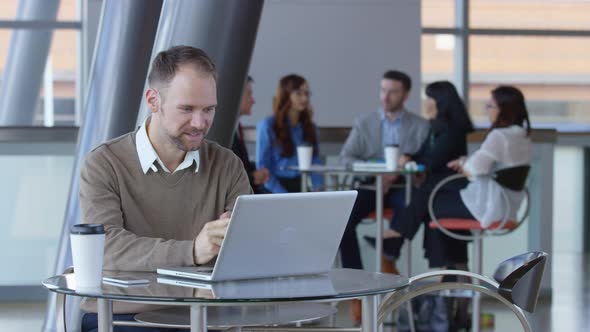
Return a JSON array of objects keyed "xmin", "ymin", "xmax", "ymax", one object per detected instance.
[{"xmin": 193, "ymin": 216, "xmax": 230, "ymax": 265}]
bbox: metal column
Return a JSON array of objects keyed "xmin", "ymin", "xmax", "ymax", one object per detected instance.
[
  {"xmin": 454, "ymin": 0, "xmax": 469, "ymax": 103},
  {"xmin": 42, "ymin": 1, "xmax": 163, "ymax": 331},
  {"xmin": 0, "ymin": 0, "xmax": 60, "ymax": 126},
  {"xmin": 136, "ymin": 0, "xmax": 265, "ymax": 147}
]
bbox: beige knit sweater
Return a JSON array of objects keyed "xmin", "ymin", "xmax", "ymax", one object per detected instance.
[{"xmin": 79, "ymin": 130, "xmax": 252, "ymax": 313}]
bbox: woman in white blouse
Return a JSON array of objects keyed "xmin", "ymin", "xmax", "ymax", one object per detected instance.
[{"xmin": 426, "ymin": 85, "xmax": 532, "ymax": 268}]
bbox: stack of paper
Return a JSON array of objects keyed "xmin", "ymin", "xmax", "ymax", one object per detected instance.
[{"xmin": 351, "ymin": 162, "xmax": 389, "ymax": 172}]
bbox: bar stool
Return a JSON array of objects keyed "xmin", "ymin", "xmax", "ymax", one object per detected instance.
[
  {"xmin": 427, "ymin": 165, "xmax": 531, "ymax": 332},
  {"xmin": 378, "ymin": 251, "xmax": 547, "ymax": 332}
]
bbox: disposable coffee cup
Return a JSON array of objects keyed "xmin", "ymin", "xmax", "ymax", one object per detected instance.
[
  {"xmin": 384, "ymin": 145, "xmax": 400, "ymax": 171},
  {"xmin": 70, "ymin": 223, "xmax": 105, "ymax": 290},
  {"xmin": 297, "ymin": 144, "xmax": 313, "ymax": 170}
]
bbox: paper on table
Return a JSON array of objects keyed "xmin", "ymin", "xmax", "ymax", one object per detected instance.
[{"xmin": 351, "ymin": 162, "xmax": 388, "ymax": 172}]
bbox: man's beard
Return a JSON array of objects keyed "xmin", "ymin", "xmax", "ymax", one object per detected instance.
[
  {"xmin": 158, "ymin": 108, "xmax": 206, "ymax": 152},
  {"xmin": 168, "ymin": 128, "xmax": 206, "ymax": 152},
  {"xmin": 384, "ymin": 101, "xmax": 403, "ymax": 113}
]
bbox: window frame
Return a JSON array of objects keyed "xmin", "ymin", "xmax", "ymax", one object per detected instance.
[{"xmin": 422, "ymin": 0, "xmax": 590, "ymax": 124}]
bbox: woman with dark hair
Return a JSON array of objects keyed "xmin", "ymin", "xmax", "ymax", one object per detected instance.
[
  {"xmin": 256, "ymin": 74, "xmax": 323, "ymax": 193},
  {"xmin": 364, "ymin": 81, "xmax": 474, "ymax": 266},
  {"xmin": 424, "ymin": 85, "xmax": 532, "ymax": 269}
]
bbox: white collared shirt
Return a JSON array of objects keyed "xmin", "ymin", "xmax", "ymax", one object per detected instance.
[
  {"xmin": 136, "ymin": 118, "xmax": 200, "ymax": 174},
  {"xmin": 460, "ymin": 125, "xmax": 531, "ymax": 227}
]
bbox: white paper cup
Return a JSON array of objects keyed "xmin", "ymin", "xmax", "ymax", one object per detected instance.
[
  {"xmin": 70, "ymin": 224, "xmax": 105, "ymax": 290},
  {"xmin": 384, "ymin": 145, "xmax": 400, "ymax": 171},
  {"xmin": 297, "ymin": 145, "xmax": 313, "ymax": 170}
]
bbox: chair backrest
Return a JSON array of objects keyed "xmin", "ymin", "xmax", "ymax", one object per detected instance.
[
  {"xmin": 493, "ymin": 165, "xmax": 530, "ymax": 191},
  {"xmin": 493, "ymin": 251, "xmax": 548, "ymax": 313}
]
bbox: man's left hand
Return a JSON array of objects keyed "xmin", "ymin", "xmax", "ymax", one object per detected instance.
[{"xmin": 398, "ymin": 154, "xmax": 412, "ymax": 168}]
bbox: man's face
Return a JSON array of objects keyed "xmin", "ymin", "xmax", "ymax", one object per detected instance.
[
  {"xmin": 150, "ymin": 65, "xmax": 217, "ymax": 152},
  {"xmin": 239, "ymin": 82, "xmax": 255, "ymax": 116},
  {"xmin": 379, "ymin": 79, "xmax": 408, "ymax": 113}
]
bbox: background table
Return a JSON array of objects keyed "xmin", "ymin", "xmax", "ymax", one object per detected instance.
[
  {"xmin": 294, "ymin": 165, "xmax": 417, "ymax": 273},
  {"xmin": 43, "ymin": 268, "xmax": 409, "ymax": 332}
]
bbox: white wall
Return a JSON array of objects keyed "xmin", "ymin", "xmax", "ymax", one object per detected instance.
[{"xmin": 245, "ymin": 0, "xmax": 422, "ymax": 127}]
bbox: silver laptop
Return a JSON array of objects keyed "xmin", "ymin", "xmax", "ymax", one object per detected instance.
[{"xmin": 157, "ymin": 191, "xmax": 357, "ymax": 282}]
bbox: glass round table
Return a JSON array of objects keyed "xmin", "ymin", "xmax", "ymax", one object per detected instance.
[{"xmin": 43, "ymin": 268, "xmax": 409, "ymax": 331}]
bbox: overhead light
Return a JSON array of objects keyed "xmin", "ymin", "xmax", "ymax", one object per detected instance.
[{"xmin": 435, "ymin": 34, "xmax": 455, "ymax": 51}]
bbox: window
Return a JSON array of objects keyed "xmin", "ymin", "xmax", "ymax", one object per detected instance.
[
  {"xmin": 470, "ymin": 0, "xmax": 590, "ymax": 30},
  {"xmin": 0, "ymin": 0, "xmax": 80, "ymax": 126},
  {"xmin": 0, "ymin": 0, "xmax": 77, "ymax": 21},
  {"xmin": 469, "ymin": 35, "xmax": 590, "ymax": 124},
  {"xmin": 421, "ymin": 0, "xmax": 455, "ymax": 28},
  {"xmin": 422, "ymin": 0, "xmax": 590, "ymax": 126}
]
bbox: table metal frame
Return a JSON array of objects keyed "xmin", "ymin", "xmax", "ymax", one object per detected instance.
[
  {"xmin": 299, "ymin": 167, "xmax": 417, "ymax": 332},
  {"xmin": 51, "ymin": 290, "xmax": 387, "ymax": 332},
  {"xmin": 45, "ymin": 269, "xmax": 408, "ymax": 332},
  {"xmin": 299, "ymin": 168, "xmax": 413, "ymax": 274}
]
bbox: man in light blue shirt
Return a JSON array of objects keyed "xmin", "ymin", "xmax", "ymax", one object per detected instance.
[
  {"xmin": 381, "ymin": 108, "xmax": 404, "ymax": 147},
  {"xmin": 339, "ymin": 70, "xmax": 429, "ymax": 322}
]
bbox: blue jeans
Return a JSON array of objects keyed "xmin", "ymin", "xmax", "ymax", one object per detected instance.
[{"xmin": 82, "ymin": 313, "xmax": 186, "ymax": 332}]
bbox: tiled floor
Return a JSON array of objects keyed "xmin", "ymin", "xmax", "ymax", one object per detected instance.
[
  {"xmin": 0, "ymin": 301, "xmax": 46, "ymax": 331},
  {"xmin": 1, "ymin": 252, "xmax": 588, "ymax": 332}
]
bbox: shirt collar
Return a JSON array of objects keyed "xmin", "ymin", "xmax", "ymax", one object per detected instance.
[
  {"xmin": 380, "ymin": 108, "xmax": 406, "ymax": 123},
  {"xmin": 136, "ymin": 117, "xmax": 200, "ymax": 174}
]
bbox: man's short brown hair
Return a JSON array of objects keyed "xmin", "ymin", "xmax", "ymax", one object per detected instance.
[
  {"xmin": 382, "ymin": 70, "xmax": 411, "ymax": 92},
  {"xmin": 147, "ymin": 45, "xmax": 216, "ymax": 90}
]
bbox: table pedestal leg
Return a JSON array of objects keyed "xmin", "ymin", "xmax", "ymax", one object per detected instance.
[
  {"xmin": 362, "ymin": 295, "xmax": 378, "ymax": 331},
  {"xmin": 375, "ymin": 175, "xmax": 383, "ymax": 272},
  {"xmin": 97, "ymin": 298, "xmax": 113, "ymax": 332},
  {"xmin": 190, "ymin": 304, "xmax": 207, "ymax": 332},
  {"xmin": 55, "ymin": 293, "xmax": 65, "ymax": 332},
  {"xmin": 301, "ymin": 173, "xmax": 308, "ymax": 192}
]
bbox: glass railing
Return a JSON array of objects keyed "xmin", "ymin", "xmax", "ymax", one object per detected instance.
[
  {"xmin": 0, "ymin": 127, "xmax": 77, "ymax": 286},
  {"xmin": 2, "ymin": 126, "xmax": 580, "ymax": 295}
]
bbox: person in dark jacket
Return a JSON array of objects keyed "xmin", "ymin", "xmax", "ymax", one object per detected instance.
[
  {"xmin": 231, "ymin": 76, "xmax": 270, "ymax": 194},
  {"xmin": 365, "ymin": 81, "xmax": 474, "ymax": 268}
]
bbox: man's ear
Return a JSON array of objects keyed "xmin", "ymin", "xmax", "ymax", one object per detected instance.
[
  {"xmin": 403, "ymin": 91, "xmax": 411, "ymax": 103},
  {"xmin": 146, "ymin": 88, "xmax": 159, "ymax": 113}
]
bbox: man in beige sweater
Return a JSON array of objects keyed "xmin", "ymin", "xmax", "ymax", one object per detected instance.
[{"xmin": 79, "ymin": 46, "xmax": 252, "ymax": 331}]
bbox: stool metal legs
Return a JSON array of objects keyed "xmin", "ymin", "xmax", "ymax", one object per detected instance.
[{"xmin": 472, "ymin": 232, "xmax": 483, "ymax": 332}]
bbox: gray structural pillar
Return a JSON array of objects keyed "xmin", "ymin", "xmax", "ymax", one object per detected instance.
[
  {"xmin": 42, "ymin": 1, "xmax": 163, "ymax": 331},
  {"xmin": 0, "ymin": 0, "xmax": 60, "ymax": 126},
  {"xmin": 136, "ymin": 0, "xmax": 264, "ymax": 147}
]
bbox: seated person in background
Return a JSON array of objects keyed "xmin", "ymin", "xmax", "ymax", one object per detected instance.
[
  {"xmin": 422, "ymin": 85, "xmax": 532, "ymax": 269},
  {"xmin": 256, "ymin": 74, "xmax": 323, "ymax": 193},
  {"xmin": 79, "ymin": 46, "xmax": 252, "ymax": 332},
  {"xmin": 378, "ymin": 85, "xmax": 532, "ymax": 271},
  {"xmin": 231, "ymin": 75, "xmax": 270, "ymax": 193},
  {"xmin": 339, "ymin": 70, "xmax": 429, "ymax": 323},
  {"xmin": 364, "ymin": 81, "xmax": 474, "ymax": 270}
]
